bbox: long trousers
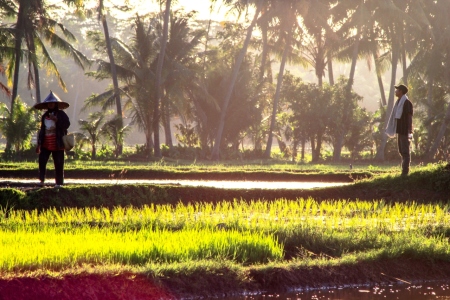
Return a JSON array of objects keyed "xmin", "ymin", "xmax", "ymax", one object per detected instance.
[
  {"xmin": 397, "ymin": 134, "xmax": 411, "ymax": 175},
  {"xmin": 39, "ymin": 147, "xmax": 65, "ymax": 185}
]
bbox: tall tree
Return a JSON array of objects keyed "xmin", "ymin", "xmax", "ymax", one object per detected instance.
[
  {"xmin": 85, "ymin": 15, "xmax": 158, "ymax": 156},
  {"xmin": 78, "ymin": 111, "xmax": 106, "ymax": 159},
  {"xmin": 160, "ymin": 11, "xmax": 204, "ymax": 149},
  {"xmin": 374, "ymin": 0, "xmax": 429, "ymax": 160},
  {"xmin": 2, "ymin": 0, "xmax": 88, "ymax": 152},
  {"xmin": 210, "ymin": 0, "xmax": 263, "ymax": 160},
  {"xmin": 330, "ymin": 0, "xmax": 368, "ymax": 161},
  {"xmin": 6, "ymin": 0, "xmax": 87, "ymax": 110},
  {"xmin": 264, "ymin": 0, "xmax": 309, "ymax": 158},
  {"xmin": 153, "ymin": 0, "xmax": 171, "ymax": 158},
  {"xmin": 97, "ymin": 0, "xmax": 123, "ymax": 155},
  {"xmin": 300, "ymin": 0, "xmax": 336, "ymax": 87},
  {"xmin": 422, "ymin": 1, "xmax": 450, "ymax": 160}
]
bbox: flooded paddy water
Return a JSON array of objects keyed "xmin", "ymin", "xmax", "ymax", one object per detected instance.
[
  {"xmin": 1, "ymin": 178, "xmax": 351, "ymax": 189},
  {"xmin": 223, "ymin": 282, "xmax": 450, "ymax": 299}
]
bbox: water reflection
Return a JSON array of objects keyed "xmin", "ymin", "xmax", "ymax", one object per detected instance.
[
  {"xmin": 224, "ymin": 283, "xmax": 450, "ymax": 299},
  {"xmin": 2, "ymin": 179, "xmax": 350, "ymax": 189}
]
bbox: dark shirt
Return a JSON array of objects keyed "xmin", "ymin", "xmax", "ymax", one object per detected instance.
[
  {"xmin": 38, "ymin": 109, "xmax": 70, "ymax": 150},
  {"xmin": 395, "ymin": 98, "xmax": 413, "ymax": 135}
]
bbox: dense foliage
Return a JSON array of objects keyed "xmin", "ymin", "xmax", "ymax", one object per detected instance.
[{"xmin": 0, "ymin": 0, "xmax": 449, "ymax": 162}]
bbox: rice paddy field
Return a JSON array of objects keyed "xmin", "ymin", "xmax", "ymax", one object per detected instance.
[
  {"xmin": 0, "ymin": 162, "xmax": 449, "ymax": 299},
  {"xmin": 1, "ymin": 198, "xmax": 450, "ymax": 272}
]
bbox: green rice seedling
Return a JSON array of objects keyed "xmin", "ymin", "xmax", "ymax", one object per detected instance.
[
  {"xmin": 0, "ymin": 227, "xmax": 283, "ymax": 272},
  {"xmin": 1, "ymin": 198, "xmax": 449, "ymax": 270}
]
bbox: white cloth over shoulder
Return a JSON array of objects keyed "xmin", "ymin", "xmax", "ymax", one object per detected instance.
[
  {"xmin": 385, "ymin": 95, "xmax": 408, "ymax": 138},
  {"xmin": 44, "ymin": 116, "xmax": 56, "ymax": 130}
]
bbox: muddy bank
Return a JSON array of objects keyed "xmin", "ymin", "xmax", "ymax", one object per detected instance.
[
  {"xmin": 0, "ymin": 169, "xmax": 367, "ymax": 182},
  {"xmin": 1, "ymin": 164, "xmax": 449, "ymax": 204},
  {"xmin": 1, "ymin": 259, "xmax": 450, "ymax": 300},
  {"xmin": 0, "ymin": 181, "xmax": 448, "ymax": 211},
  {"xmin": 0, "ymin": 272, "xmax": 173, "ymax": 300}
]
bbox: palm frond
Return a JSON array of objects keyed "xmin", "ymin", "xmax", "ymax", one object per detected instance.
[
  {"xmin": 0, "ymin": 81, "xmax": 11, "ymax": 98},
  {"xmin": 40, "ymin": 28, "xmax": 90, "ymax": 69},
  {"xmin": 36, "ymin": 39, "xmax": 67, "ymax": 91},
  {"xmin": 45, "ymin": 18, "xmax": 77, "ymax": 42},
  {"xmin": 93, "ymin": 59, "xmax": 137, "ymax": 82},
  {"xmin": 82, "ymin": 90, "xmax": 118, "ymax": 113},
  {"xmin": 0, "ymin": 0, "xmax": 17, "ymax": 18}
]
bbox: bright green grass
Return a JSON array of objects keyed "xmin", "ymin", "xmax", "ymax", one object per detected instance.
[
  {"xmin": 1, "ymin": 198, "xmax": 450, "ymax": 272},
  {"xmin": 5, "ymin": 199, "xmax": 448, "ymax": 232},
  {"xmin": 0, "ymin": 228, "xmax": 282, "ymax": 272}
]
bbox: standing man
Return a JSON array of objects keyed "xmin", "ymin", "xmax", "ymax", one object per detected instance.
[{"xmin": 385, "ymin": 84, "xmax": 414, "ymax": 176}]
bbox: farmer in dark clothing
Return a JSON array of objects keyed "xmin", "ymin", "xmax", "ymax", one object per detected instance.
[
  {"xmin": 385, "ymin": 84, "xmax": 414, "ymax": 176},
  {"xmin": 34, "ymin": 91, "xmax": 70, "ymax": 188}
]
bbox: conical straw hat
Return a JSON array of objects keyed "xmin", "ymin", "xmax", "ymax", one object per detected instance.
[{"xmin": 33, "ymin": 91, "xmax": 70, "ymax": 110}]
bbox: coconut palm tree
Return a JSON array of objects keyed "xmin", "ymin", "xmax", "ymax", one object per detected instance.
[
  {"xmin": 1, "ymin": 0, "xmax": 88, "ymax": 151},
  {"xmin": 85, "ymin": 14, "xmax": 158, "ymax": 157},
  {"xmin": 374, "ymin": 0, "xmax": 432, "ymax": 160},
  {"xmin": 5, "ymin": 0, "xmax": 88, "ymax": 110},
  {"xmin": 0, "ymin": 97, "xmax": 37, "ymax": 155},
  {"xmin": 210, "ymin": 0, "xmax": 264, "ymax": 160},
  {"xmin": 78, "ymin": 111, "xmax": 106, "ymax": 159},
  {"xmin": 159, "ymin": 11, "xmax": 205, "ymax": 149},
  {"xmin": 153, "ymin": 0, "xmax": 171, "ymax": 158},
  {"xmin": 96, "ymin": 0, "xmax": 123, "ymax": 155},
  {"xmin": 300, "ymin": 0, "xmax": 337, "ymax": 87},
  {"xmin": 264, "ymin": 0, "xmax": 308, "ymax": 158},
  {"xmin": 86, "ymin": 10, "xmax": 203, "ymax": 158},
  {"xmin": 101, "ymin": 114, "xmax": 131, "ymax": 158},
  {"xmin": 409, "ymin": 0, "xmax": 450, "ymax": 160}
]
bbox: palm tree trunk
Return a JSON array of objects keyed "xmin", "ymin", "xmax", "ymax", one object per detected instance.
[
  {"xmin": 259, "ymin": 21, "xmax": 269, "ymax": 83},
  {"xmin": 7, "ymin": 3, "xmax": 26, "ymax": 152},
  {"xmin": 327, "ymin": 52, "xmax": 334, "ymax": 86},
  {"xmin": 145, "ymin": 130, "xmax": 154, "ymax": 155},
  {"xmin": 203, "ymin": 3, "xmax": 214, "ymax": 76},
  {"xmin": 375, "ymin": 39, "xmax": 400, "ymax": 161},
  {"xmin": 210, "ymin": 0, "xmax": 263, "ymax": 160},
  {"xmin": 426, "ymin": 100, "xmax": 450, "ymax": 161},
  {"xmin": 292, "ymin": 139, "xmax": 298, "ymax": 162},
  {"xmin": 310, "ymin": 136, "xmax": 316, "ymax": 161},
  {"xmin": 300, "ymin": 138, "xmax": 305, "ymax": 161},
  {"xmin": 101, "ymin": 14, "xmax": 123, "ymax": 155},
  {"xmin": 332, "ymin": 31, "xmax": 360, "ymax": 162},
  {"xmin": 153, "ymin": 0, "xmax": 171, "ymax": 158},
  {"xmin": 162, "ymin": 97, "xmax": 173, "ymax": 148},
  {"xmin": 317, "ymin": 69, "xmax": 323, "ymax": 87},
  {"xmin": 347, "ymin": 34, "xmax": 360, "ymax": 89},
  {"xmin": 92, "ymin": 143, "xmax": 97, "ymax": 160},
  {"xmin": 27, "ymin": 35, "xmax": 42, "ymax": 104},
  {"xmin": 424, "ymin": 78, "xmax": 434, "ymax": 153},
  {"xmin": 11, "ymin": 2, "xmax": 26, "ymax": 120},
  {"xmin": 374, "ymin": 51, "xmax": 387, "ymax": 106},
  {"xmin": 400, "ymin": 26, "xmax": 408, "ymax": 86},
  {"xmin": 264, "ymin": 32, "xmax": 291, "ymax": 158},
  {"xmin": 316, "ymin": 31, "xmax": 324, "ymax": 88},
  {"xmin": 313, "ymin": 134, "xmax": 323, "ymax": 162},
  {"xmin": 189, "ymin": 90, "xmax": 209, "ymax": 156},
  {"xmin": 32, "ymin": 61, "xmax": 41, "ymax": 103}
]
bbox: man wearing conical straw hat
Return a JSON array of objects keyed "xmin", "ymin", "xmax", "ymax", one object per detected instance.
[{"xmin": 34, "ymin": 91, "xmax": 71, "ymax": 188}]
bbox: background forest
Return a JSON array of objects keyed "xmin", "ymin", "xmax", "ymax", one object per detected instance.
[{"xmin": 0, "ymin": 0, "xmax": 449, "ymax": 162}]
